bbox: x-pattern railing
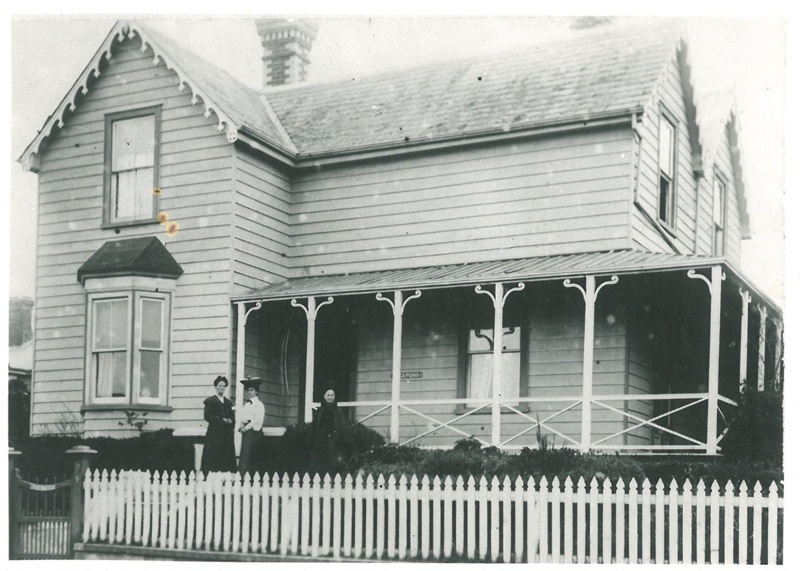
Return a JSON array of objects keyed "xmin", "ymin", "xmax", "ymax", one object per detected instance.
[{"xmin": 337, "ymin": 392, "xmax": 738, "ymax": 452}]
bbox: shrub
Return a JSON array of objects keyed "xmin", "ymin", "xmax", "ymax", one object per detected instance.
[
  {"xmin": 720, "ymin": 388, "xmax": 783, "ymax": 466},
  {"xmin": 13, "ymin": 429, "xmax": 194, "ymax": 480}
]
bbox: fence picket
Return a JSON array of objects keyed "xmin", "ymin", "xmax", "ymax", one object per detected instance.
[
  {"xmin": 125, "ymin": 471, "xmax": 134, "ymax": 545},
  {"xmin": 501, "ymin": 476, "xmax": 512, "ymax": 563},
  {"xmin": 376, "ymin": 474, "xmax": 386, "ymax": 559},
  {"xmin": 188, "ymin": 471, "xmax": 199, "ymax": 551},
  {"xmin": 615, "ymin": 479, "xmax": 625, "ymax": 564},
  {"xmin": 575, "ymin": 477, "xmax": 586, "ymax": 564},
  {"xmin": 709, "ymin": 480, "xmax": 720, "ymax": 564},
  {"xmin": 464, "ymin": 476, "xmax": 474, "ymax": 558},
  {"xmin": 628, "ymin": 478, "xmax": 638, "ymax": 564},
  {"xmin": 442, "ymin": 476, "xmax": 452, "ymax": 559},
  {"xmin": 540, "ymin": 476, "xmax": 551, "ymax": 562},
  {"xmin": 353, "ymin": 473, "xmax": 364, "ymax": 559},
  {"xmin": 343, "ymin": 474, "xmax": 353, "ymax": 558},
  {"xmin": 332, "ymin": 474, "xmax": 343, "ymax": 559},
  {"xmin": 409, "ymin": 474, "xmax": 419, "ymax": 559},
  {"xmin": 365, "ymin": 474, "xmax": 375, "ymax": 559},
  {"xmin": 641, "ymin": 478, "xmax": 651, "ymax": 564},
  {"xmin": 514, "ymin": 476, "xmax": 525, "ymax": 563},
  {"xmin": 420, "ymin": 475, "xmax": 430, "ymax": 560},
  {"xmin": 240, "ymin": 474, "xmax": 251, "ymax": 553},
  {"xmin": 309, "ymin": 473, "xmax": 320, "ymax": 557},
  {"xmin": 654, "ymin": 479, "xmax": 665, "ymax": 564},
  {"xmin": 432, "ymin": 476, "xmax": 442, "ymax": 560},
  {"xmin": 397, "ymin": 474, "xmax": 408, "ymax": 560},
  {"xmin": 767, "ymin": 482, "xmax": 778, "ymax": 565},
  {"xmin": 679, "ymin": 480, "xmax": 690, "ymax": 564},
  {"xmin": 490, "ymin": 476, "xmax": 500, "ymax": 562},
  {"xmin": 723, "ymin": 481, "xmax": 735, "ymax": 563},
  {"xmin": 143, "ymin": 471, "xmax": 154, "ymax": 548},
  {"xmin": 752, "ymin": 481, "xmax": 763, "ymax": 564},
  {"xmin": 106, "ymin": 469, "xmax": 117, "ymax": 545},
  {"xmin": 668, "ymin": 479, "xmax": 678, "ymax": 563},
  {"xmin": 282, "ymin": 473, "xmax": 294, "ymax": 556},
  {"xmin": 696, "ymin": 479, "xmax": 706, "ymax": 564},
  {"xmin": 299, "ymin": 473, "xmax": 310, "ymax": 555},
  {"xmin": 478, "ymin": 476, "xmax": 489, "ymax": 561},
  {"xmin": 602, "ymin": 479, "xmax": 612, "ymax": 563},
  {"xmin": 454, "ymin": 475, "xmax": 465, "ymax": 558},
  {"xmin": 269, "ymin": 473, "xmax": 280, "ymax": 553},
  {"xmin": 551, "ymin": 476, "xmax": 561, "ymax": 563},
  {"xmin": 175, "ymin": 471, "xmax": 187, "ymax": 550},
  {"xmin": 251, "ymin": 473, "xmax": 262, "ymax": 553},
  {"xmin": 738, "ymin": 481, "xmax": 748, "ymax": 565},
  {"xmin": 222, "ymin": 473, "xmax": 234, "ymax": 552},
  {"xmin": 562, "ymin": 476, "xmax": 574, "ymax": 564},
  {"xmin": 589, "ymin": 478, "xmax": 599, "ymax": 564}
]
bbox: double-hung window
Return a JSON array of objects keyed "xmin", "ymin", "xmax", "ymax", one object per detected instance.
[
  {"xmin": 712, "ymin": 174, "xmax": 727, "ymax": 255},
  {"xmin": 86, "ymin": 287, "xmax": 171, "ymax": 406},
  {"xmin": 467, "ymin": 326, "xmax": 521, "ymax": 403},
  {"xmin": 658, "ymin": 111, "xmax": 677, "ymax": 226},
  {"xmin": 104, "ymin": 107, "xmax": 160, "ymax": 225}
]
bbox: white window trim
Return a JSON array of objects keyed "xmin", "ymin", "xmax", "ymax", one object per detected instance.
[
  {"xmin": 712, "ymin": 173, "xmax": 728, "ymax": 256},
  {"xmin": 84, "ymin": 276, "xmax": 175, "ymax": 407},
  {"xmin": 657, "ymin": 106, "xmax": 679, "ymax": 229},
  {"xmin": 466, "ymin": 326, "xmax": 522, "ymax": 402}
]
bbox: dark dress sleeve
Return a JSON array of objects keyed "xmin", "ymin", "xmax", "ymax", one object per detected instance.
[{"xmin": 204, "ymin": 397, "xmax": 225, "ymax": 426}]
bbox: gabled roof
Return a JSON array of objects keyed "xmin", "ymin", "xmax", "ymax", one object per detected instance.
[
  {"xmin": 20, "ymin": 18, "xmax": 687, "ymax": 170},
  {"xmin": 77, "ymin": 236, "xmax": 184, "ymax": 284}
]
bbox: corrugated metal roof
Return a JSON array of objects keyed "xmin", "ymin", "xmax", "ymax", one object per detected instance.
[{"xmin": 232, "ymin": 250, "xmax": 728, "ymax": 302}]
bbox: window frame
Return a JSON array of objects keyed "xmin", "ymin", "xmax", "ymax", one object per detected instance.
[
  {"xmin": 455, "ymin": 311, "xmax": 529, "ymax": 413},
  {"xmin": 83, "ymin": 276, "xmax": 174, "ymax": 409},
  {"xmin": 102, "ymin": 106, "xmax": 162, "ymax": 228},
  {"xmin": 657, "ymin": 105, "xmax": 679, "ymax": 230},
  {"xmin": 712, "ymin": 171, "xmax": 728, "ymax": 256}
]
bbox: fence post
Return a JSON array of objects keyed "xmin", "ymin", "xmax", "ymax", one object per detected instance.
[
  {"xmin": 9, "ymin": 447, "xmax": 22, "ymax": 560},
  {"xmin": 66, "ymin": 445, "xmax": 97, "ymax": 556}
]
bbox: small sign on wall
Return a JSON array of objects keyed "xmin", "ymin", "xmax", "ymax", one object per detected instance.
[{"xmin": 401, "ymin": 371, "xmax": 423, "ymax": 380}]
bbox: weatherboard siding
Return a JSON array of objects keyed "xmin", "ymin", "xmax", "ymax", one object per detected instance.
[
  {"xmin": 232, "ymin": 146, "xmax": 293, "ymax": 292},
  {"xmin": 350, "ymin": 286, "xmax": 633, "ymax": 448},
  {"xmin": 31, "ymin": 35, "xmax": 237, "ymax": 436},
  {"xmin": 289, "ymin": 128, "xmax": 632, "ymax": 277}
]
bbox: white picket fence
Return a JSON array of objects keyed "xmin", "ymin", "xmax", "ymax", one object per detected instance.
[{"xmin": 82, "ymin": 470, "xmax": 783, "ymax": 564}]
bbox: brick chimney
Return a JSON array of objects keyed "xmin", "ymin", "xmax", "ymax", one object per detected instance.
[{"xmin": 255, "ymin": 19, "xmax": 318, "ymax": 87}]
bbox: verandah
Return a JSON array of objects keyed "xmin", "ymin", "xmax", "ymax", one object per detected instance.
[
  {"xmin": 81, "ymin": 468, "xmax": 784, "ymax": 564},
  {"xmin": 233, "ymin": 260, "xmax": 781, "ymax": 455}
]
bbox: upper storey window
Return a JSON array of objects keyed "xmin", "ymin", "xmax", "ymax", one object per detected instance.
[
  {"xmin": 712, "ymin": 174, "xmax": 727, "ymax": 255},
  {"xmin": 658, "ymin": 112, "xmax": 677, "ymax": 227},
  {"xmin": 104, "ymin": 107, "xmax": 161, "ymax": 226}
]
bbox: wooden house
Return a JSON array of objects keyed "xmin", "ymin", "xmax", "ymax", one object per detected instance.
[{"xmin": 19, "ymin": 18, "xmax": 782, "ymax": 454}]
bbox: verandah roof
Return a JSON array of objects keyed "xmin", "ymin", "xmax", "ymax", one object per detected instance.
[{"xmin": 231, "ymin": 250, "xmax": 781, "ymax": 314}]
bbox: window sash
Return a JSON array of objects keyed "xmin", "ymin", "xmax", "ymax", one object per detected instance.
[
  {"xmin": 658, "ymin": 114, "xmax": 677, "ymax": 225},
  {"xmin": 466, "ymin": 327, "xmax": 521, "ymax": 401},
  {"xmin": 89, "ymin": 295, "xmax": 132, "ymax": 404},
  {"xmin": 86, "ymin": 291, "xmax": 169, "ymax": 406}
]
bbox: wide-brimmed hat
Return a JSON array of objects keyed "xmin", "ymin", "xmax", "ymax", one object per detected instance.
[{"xmin": 240, "ymin": 377, "xmax": 262, "ymax": 390}]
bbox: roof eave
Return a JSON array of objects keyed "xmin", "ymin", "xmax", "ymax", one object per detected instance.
[{"xmin": 288, "ymin": 108, "xmax": 643, "ymax": 168}]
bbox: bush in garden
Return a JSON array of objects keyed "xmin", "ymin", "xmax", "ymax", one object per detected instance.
[
  {"xmin": 720, "ymin": 388, "xmax": 783, "ymax": 466},
  {"xmin": 13, "ymin": 429, "xmax": 194, "ymax": 479}
]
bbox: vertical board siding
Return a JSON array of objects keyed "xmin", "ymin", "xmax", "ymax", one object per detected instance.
[
  {"xmin": 32, "ymin": 36, "xmax": 235, "ymax": 435},
  {"xmin": 289, "ymin": 129, "xmax": 632, "ymax": 277},
  {"xmin": 83, "ymin": 470, "xmax": 784, "ymax": 564}
]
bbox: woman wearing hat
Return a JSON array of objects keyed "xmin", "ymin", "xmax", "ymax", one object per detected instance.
[
  {"xmin": 201, "ymin": 376, "xmax": 236, "ymax": 473},
  {"xmin": 237, "ymin": 377, "xmax": 265, "ymax": 476}
]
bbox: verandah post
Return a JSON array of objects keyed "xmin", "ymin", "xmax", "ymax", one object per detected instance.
[
  {"xmin": 564, "ymin": 274, "xmax": 618, "ymax": 453},
  {"xmin": 377, "ymin": 289, "xmax": 421, "ymax": 443},
  {"xmin": 689, "ymin": 266, "xmax": 724, "ymax": 455},
  {"xmin": 291, "ymin": 296, "xmax": 334, "ymax": 422},
  {"xmin": 738, "ymin": 288, "xmax": 751, "ymax": 393},
  {"xmin": 9, "ymin": 447, "xmax": 22, "ymax": 560}
]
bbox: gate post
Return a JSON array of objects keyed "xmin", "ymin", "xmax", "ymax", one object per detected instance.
[
  {"xmin": 9, "ymin": 447, "xmax": 22, "ymax": 560},
  {"xmin": 66, "ymin": 445, "xmax": 97, "ymax": 554}
]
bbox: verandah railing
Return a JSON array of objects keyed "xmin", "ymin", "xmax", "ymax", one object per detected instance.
[{"xmin": 82, "ymin": 470, "xmax": 783, "ymax": 564}]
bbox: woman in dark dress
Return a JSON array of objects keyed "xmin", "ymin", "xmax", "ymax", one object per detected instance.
[
  {"xmin": 308, "ymin": 387, "xmax": 353, "ymax": 475},
  {"xmin": 201, "ymin": 376, "xmax": 237, "ymax": 473}
]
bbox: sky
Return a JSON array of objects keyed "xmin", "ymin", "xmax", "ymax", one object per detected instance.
[{"xmin": 7, "ymin": 11, "xmax": 791, "ymax": 310}]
